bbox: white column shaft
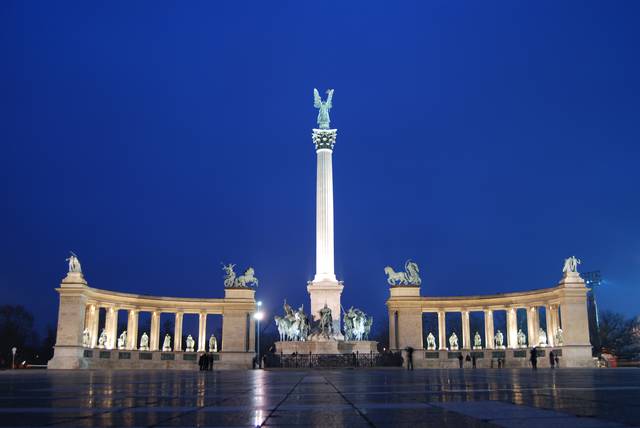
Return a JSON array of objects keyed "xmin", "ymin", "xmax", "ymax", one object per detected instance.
[
  {"xmin": 127, "ymin": 310, "xmax": 138, "ymax": 350},
  {"xmin": 174, "ymin": 313, "xmax": 183, "ymax": 351},
  {"xmin": 198, "ymin": 313, "xmax": 207, "ymax": 352},
  {"xmin": 314, "ymin": 149, "xmax": 336, "ymax": 282},
  {"xmin": 150, "ymin": 312, "xmax": 160, "ymax": 351},
  {"xmin": 462, "ymin": 311, "xmax": 471, "ymax": 349},
  {"xmin": 545, "ymin": 305, "xmax": 555, "ymax": 347},
  {"xmin": 507, "ymin": 308, "xmax": 517, "ymax": 349},
  {"xmin": 484, "ymin": 310, "xmax": 494, "ymax": 349},
  {"xmin": 438, "ymin": 311, "xmax": 447, "ymax": 350}
]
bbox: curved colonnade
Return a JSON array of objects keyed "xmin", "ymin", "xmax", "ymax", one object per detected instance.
[
  {"xmin": 48, "ymin": 272, "xmax": 256, "ymax": 370},
  {"xmin": 387, "ymin": 270, "xmax": 592, "ymax": 367}
]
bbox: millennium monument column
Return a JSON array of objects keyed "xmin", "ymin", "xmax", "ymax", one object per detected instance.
[{"xmin": 307, "ymin": 88, "xmax": 344, "ymax": 337}]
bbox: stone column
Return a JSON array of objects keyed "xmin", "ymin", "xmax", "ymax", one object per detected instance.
[
  {"xmin": 174, "ymin": 312, "xmax": 183, "ymax": 351},
  {"xmin": 438, "ymin": 311, "xmax": 447, "ymax": 350},
  {"xmin": 462, "ymin": 311, "xmax": 471, "ymax": 349},
  {"xmin": 527, "ymin": 306, "xmax": 539, "ymax": 347},
  {"xmin": 127, "ymin": 310, "xmax": 138, "ymax": 350},
  {"xmin": 105, "ymin": 307, "xmax": 118, "ymax": 350},
  {"xmin": 87, "ymin": 304, "xmax": 100, "ymax": 348},
  {"xmin": 506, "ymin": 308, "xmax": 518, "ymax": 348},
  {"xmin": 545, "ymin": 305, "xmax": 555, "ymax": 347},
  {"xmin": 198, "ymin": 312, "xmax": 207, "ymax": 352},
  {"xmin": 48, "ymin": 272, "xmax": 89, "ymax": 369},
  {"xmin": 556, "ymin": 271, "xmax": 592, "ymax": 366},
  {"xmin": 150, "ymin": 311, "xmax": 160, "ymax": 351},
  {"xmin": 307, "ymin": 128, "xmax": 344, "ymax": 336},
  {"xmin": 484, "ymin": 309, "xmax": 494, "ymax": 349},
  {"xmin": 389, "ymin": 310, "xmax": 398, "ymax": 350}
]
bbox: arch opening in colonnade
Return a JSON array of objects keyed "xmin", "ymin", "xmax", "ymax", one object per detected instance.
[
  {"xmin": 469, "ymin": 311, "xmax": 485, "ymax": 347},
  {"xmin": 445, "ymin": 312, "xmax": 462, "ymax": 348},
  {"xmin": 422, "ymin": 313, "xmax": 438, "ymax": 348}
]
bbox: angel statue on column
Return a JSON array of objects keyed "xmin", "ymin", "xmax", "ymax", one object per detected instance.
[{"xmin": 313, "ymin": 88, "xmax": 334, "ymax": 129}]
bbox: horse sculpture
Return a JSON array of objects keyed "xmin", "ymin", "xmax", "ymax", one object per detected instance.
[
  {"xmin": 384, "ymin": 260, "xmax": 421, "ymax": 286},
  {"xmin": 236, "ymin": 267, "xmax": 259, "ymax": 287}
]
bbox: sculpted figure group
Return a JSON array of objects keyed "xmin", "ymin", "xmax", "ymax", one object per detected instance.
[
  {"xmin": 384, "ymin": 260, "xmax": 421, "ymax": 286},
  {"xmin": 274, "ymin": 300, "xmax": 373, "ymax": 342},
  {"xmin": 222, "ymin": 263, "xmax": 259, "ymax": 288}
]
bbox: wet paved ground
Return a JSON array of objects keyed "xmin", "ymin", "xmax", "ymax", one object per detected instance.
[{"xmin": 0, "ymin": 368, "xmax": 638, "ymax": 427}]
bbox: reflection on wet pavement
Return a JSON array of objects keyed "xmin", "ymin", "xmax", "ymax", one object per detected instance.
[{"xmin": 0, "ymin": 368, "xmax": 638, "ymax": 427}]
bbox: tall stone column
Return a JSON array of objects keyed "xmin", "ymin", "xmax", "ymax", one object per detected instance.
[
  {"xmin": 198, "ymin": 313, "xmax": 207, "ymax": 352},
  {"xmin": 150, "ymin": 311, "xmax": 160, "ymax": 351},
  {"xmin": 438, "ymin": 311, "xmax": 447, "ymax": 350},
  {"xmin": 461, "ymin": 311, "xmax": 471, "ymax": 349},
  {"xmin": 127, "ymin": 310, "xmax": 138, "ymax": 350},
  {"xmin": 484, "ymin": 309, "xmax": 495, "ymax": 349},
  {"xmin": 174, "ymin": 312, "xmax": 183, "ymax": 351},
  {"xmin": 527, "ymin": 306, "xmax": 539, "ymax": 347},
  {"xmin": 307, "ymin": 128, "xmax": 343, "ymax": 336},
  {"xmin": 506, "ymin": 308, "xmax": 518, "ymax": 348},
  {"xmin": 556, "ymin": 270, "xmax": 591, "ymax": 366},
  {"xmin": 105, "ymin": 307, "xmax": 118, "ymax": 350},
  {"xmin": 545, "ymin": 305, "xmax": 555, "ymax": 347},
  {"xmin": 87, "ymin": 304, "xmax": 100, "ymax": 348}
]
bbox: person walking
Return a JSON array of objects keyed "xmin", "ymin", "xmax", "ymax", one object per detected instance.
[
  {"xmin": 530, "ymin": 347, "xmax": 538, "ymax": 370},
  {"xmin": 405, "ymin": 346, "xmax": 414, "ymax": 370},
  {"xmin": 472, "ymin": 354, "xmax": 477, "ymax": 369},
  {"xmin": 549, "ymin": 351, "xmax": 555, "ymax": 368},
  {"xmin": 458, "ymin": 353, "xmax": 463, "ymax": 368},
  {"xmin": 198, "ymin": 353, "xmax": 205, "ymax": 371},
  {"xmin": 208, "ymin": 352, "xmax": 214, "ymax": 371},
  {"xmin": 555, "ymin": 354, "xmax": 560, "ymax": 368}
]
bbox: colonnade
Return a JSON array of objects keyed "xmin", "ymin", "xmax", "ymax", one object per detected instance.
[
  {"xmin": 387, "ymin": 270, "xmax": 592, "ymax": 367},
  {"xmin": 83, "ymin": 304, "xmax": 218, "ymax": 352},
  {"xmin": 48, "ymin": 271, "xmax": 257, "ymax": 369},
  {"xmin": 425, "ymin": 304, "xmax": 560, "ymax": 350}
]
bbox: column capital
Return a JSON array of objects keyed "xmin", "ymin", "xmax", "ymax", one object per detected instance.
[{"xmin": 312, "ymin": 128, "xmax": 337, "ymax": 150}]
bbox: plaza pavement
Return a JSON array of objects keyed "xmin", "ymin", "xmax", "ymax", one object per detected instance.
[{"xmin": 0, "ymin": 368, "xmax": 638, "ymax": 427}]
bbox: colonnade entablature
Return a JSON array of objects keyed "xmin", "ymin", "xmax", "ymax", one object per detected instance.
[
  {"xmin": 386, "ymin": 266, "xmax": 593, "ymax": 367},
  {"xmin": 48, "ymin": 270, "xmax": 257, "ymax": 369}
]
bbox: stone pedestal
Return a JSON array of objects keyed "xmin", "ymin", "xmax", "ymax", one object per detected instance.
[
  {"xmin": 275, "ymin": 340, "xmax": 378, "ymax": 355},
  {"xmin": 307, "ymin": 279, "xmax": 344, "ymax": 338}
]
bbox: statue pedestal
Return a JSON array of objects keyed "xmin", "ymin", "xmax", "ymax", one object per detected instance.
[
  {"xmin": 275, "ymin": 340, "xmax": 378, "ymax": 355},
  {"xmin": 307, "ymin": 280, "xmax": 344, "ymax": 339}
]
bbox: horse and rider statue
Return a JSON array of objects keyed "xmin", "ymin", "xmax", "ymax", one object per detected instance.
[
  {"xmin": 342, "ymin": 306, "xmax": 373, "ymax": 341},
  {"xmin": 274, "ymin": 300, "xmax": 310, "ymax": 342},
  {"xmin": 384, "ymin": 260, "xmax": 421, "ymax": 286},
  {"xmin": 222, "ymin": 263, "xmax": 259, "ymax": 288}
]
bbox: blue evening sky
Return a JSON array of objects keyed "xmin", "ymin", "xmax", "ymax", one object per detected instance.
[{"xmin": 1, "ymin": 1, "xmax": 639, "ymax": 334}]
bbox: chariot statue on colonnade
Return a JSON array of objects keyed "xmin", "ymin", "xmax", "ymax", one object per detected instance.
[
  {"xmin": 222, "ymin": 263, "xmax": 259, "ymax": 288},
  {"xmin": 384, "ymin": 260, "xmax": 422, "ymax": 286}
]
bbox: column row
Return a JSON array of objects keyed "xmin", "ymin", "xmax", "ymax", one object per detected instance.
[
  {"xmin": 425, "ymin": 305, "xmax": 562, "ymax": 350},
  {"xmin": 82, "ymin": 305, "xmax": 219, "ymax": 352}
]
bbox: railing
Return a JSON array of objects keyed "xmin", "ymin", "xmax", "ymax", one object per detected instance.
[{"xmin": 264, "ymin": 351, "xmax": 403, "ymax": 368}]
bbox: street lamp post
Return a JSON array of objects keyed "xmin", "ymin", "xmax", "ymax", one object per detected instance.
[
  {"xmin": 11, "ymin": 347, "xmax": 16, "ymax": 369},
  {"xmin": 254, "ymin": 301, "xmax": 263, "ymax": 369}
]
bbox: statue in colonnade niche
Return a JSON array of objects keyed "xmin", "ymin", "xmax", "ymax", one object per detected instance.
[
  {"xmin": 66, "ymin": 251, "xmax": 82, "ymax": 273},
  {"xmin": 98, "ymin": 329, "xmax": 107, "ymax": 349},
  {"xmin": 384, "ymin": 260, "xmax": 421, "ymax": 286},
  {"xmin": 555, "ymin": 328, "xmax": 564, "ymax": 346},
  {"xmin": 449, "ymin": 332, "xmax": 459, "ymax": 350},
  {"xmin": 117, "ymin": 330, "xmax": 127, "ymax": 349},
  {"xmin": 473, "ymin": 332, "xmax": 482, "ymax": 349},
  {"xmin": 209, "ymin": 334, "xmax": 218, "ymax": 352},
  {"xmin": 185, "ymin": 335, "xmax": 195, "ymax": 352},
  {"xmin": 82, "ymin": 328, "xmax": 91, "ymax": 347},
  {"xmin": 517, "ymin": 329, "xmax": 527, "ymax": 348},
  {"xmin": 538, "ymin": 328, "xmax": 548, "ymax": 346},
  {"xmin": 162, "ymin": 334, "xmax": 172, "ymax": 351},
  {"xmin": 426, "ymin": 332, "xmax": 436, "ymax": 350},
  {"xmin": 562, "ymin": 256, "xmax": 581, "ymax": 274},
  {"xmin": 495, "ymin": 330, "xmax": 505, "ymax": 349},
  {"xmin": 139, "ymin": 332, "xmax": 149, "ymax": 350}
]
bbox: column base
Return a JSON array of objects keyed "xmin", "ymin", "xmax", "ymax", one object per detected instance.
[
  {"xmin": 307, "ymin": 279, "xmax": 344, "ymax": 334},
  {"xmin": 48, "ymin": 346, "xmax": 87, "ymax": 369}
]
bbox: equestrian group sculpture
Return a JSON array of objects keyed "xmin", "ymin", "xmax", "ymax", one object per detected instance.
[
  {"xmin": 384, "ymin": 260, "xmax": 422, "ymax": 286},
  {"xmin": 342, "ymin": 306, "xmax": 373, "ymax": 341},
  {"xmin": 222, "ymin": 263, "xmax": 259, "ymax": 288},
  {"xmin": 274, "ymin": 301, "xmax": 310, "ymax": 342}
]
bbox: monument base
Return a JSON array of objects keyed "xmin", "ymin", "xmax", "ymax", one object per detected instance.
[
  {"xmin": 307, "ymin": 279, "xmax": 344, "ymax": 336},
  {"xmin": 275, "ymin": 340, "xmax": 378, "ymax": 355},
  {"xmin": 48, "ymin": 348, "xmax": 255, "ymax": 370}
]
